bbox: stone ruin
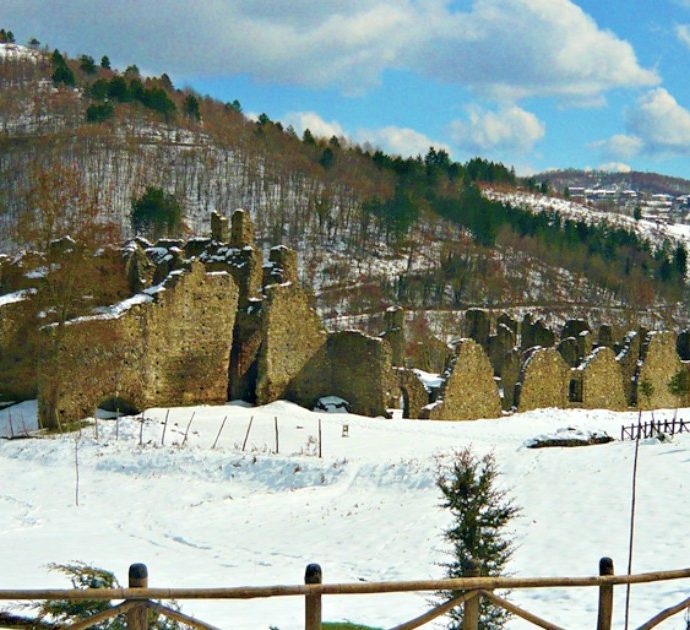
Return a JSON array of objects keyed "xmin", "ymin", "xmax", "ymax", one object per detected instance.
[{"xmin": 2, "ymin": 210, "xmax": 690, "ymax": 425}]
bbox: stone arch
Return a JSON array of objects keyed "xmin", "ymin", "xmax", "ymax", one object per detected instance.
[{"xmin": 395, "ymin": 368, "xmax": 429, "ymax": 419}]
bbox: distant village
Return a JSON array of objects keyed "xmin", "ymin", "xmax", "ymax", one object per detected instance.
[{"xmin": 567, "ymin": 186, "xmax": 690, "ymax": 224}]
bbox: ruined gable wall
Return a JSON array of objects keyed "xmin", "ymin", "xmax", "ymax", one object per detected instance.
[
  {"xmin": 579, "ymin": 347, "xmax": 627, "ymax": 410},
  {"xmin": 395, "ymin": 368, "xmax": 429, "ymax": 419},
  {"xmin": 517, "ymin": 347, "xmax": 569, "ymax": 412},
  {"xmin": 255, "ymin": 284, "xmax": 327, "ymax": 405},
  {"xmin": 637, "ymin": 331, "xmax": 684, "ymax": 409},
  {"xmin": 422, "ymin": 338, "xmax": 501, "ymax": 421}
]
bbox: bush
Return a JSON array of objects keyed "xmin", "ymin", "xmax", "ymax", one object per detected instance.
[
  {"xmin": 52, "ymin": 63, "xmax": 76, "ymax": 87},
  {"xmin": 437, "ymin": 448, "xmax": 519, "ymax": 629}
]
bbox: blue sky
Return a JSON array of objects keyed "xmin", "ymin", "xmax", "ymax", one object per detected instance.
[{"xmin": 4, "ymin": 0, "xmax": 690, "ymax": 178}]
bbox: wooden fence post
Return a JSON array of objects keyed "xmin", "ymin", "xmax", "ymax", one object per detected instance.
[
  {"xmin": 126, "ymin": 563, "xmax": 148, "ymax": 630},
  {"xmin": 305, "ymin": 563, "xmax": 322, "ymax": 630},
  {"xmin": 597, "ymin": 557, "xmax": 614, "ymax": 630},
  {"xmin": 462, "ymin": 559, "xmax": 480, "ymax": 630}
]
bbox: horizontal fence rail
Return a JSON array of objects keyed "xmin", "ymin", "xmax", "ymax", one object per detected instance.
[{"xmin": 0, "ymin": 561, "xmax": 688, "ymax": 629}]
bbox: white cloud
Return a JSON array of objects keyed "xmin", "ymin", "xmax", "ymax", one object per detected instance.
[
  {"xmin": 449, "ymin": 105, "xmax": 545, "ymax": 154},
  {"xmin": 676, "ymin": 23, "xmax": 690, "ymax": 48},
  {"xmin": 626, "ymin": 88, "xmax": 690, "ymax": 154},
  {"xmin": 598, "ymin": 162, "xmax": 632, "ymax": 173},
  {"xmin": 588, "ymin": 134, "xmax": 643, "ymax": 159},
  {"xmin": 282, "ymin": 111, "xmax": 345, "ymax": 140},
  {"xmin": 591, "ymin": 88, "xmax": 690, "ymax": 159},
  {"xmin": 355, "ymin": 126, "xmax": 451, "ymax": 158},
  {"xmin": 2, "ymin": 0, "xmax": 658, "ymax": 100},
  {"xmin": 280, "ymin": 111, "xmax": 448, "ymax": 158}
]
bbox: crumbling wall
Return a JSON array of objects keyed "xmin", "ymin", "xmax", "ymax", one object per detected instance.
[
  {"xmin": 579, "ymin": 347, "xmax": 627, "ymax": 410},
  {"xmin": 422, "ymin": 339, "xmax": 501, "ymax": 421},
  {"xmin": 38, "ymin": 262, "xmax": 238, "ymax": 424},
  {"xmin": 255, "ymin": 284, "xmax": 327, "ymax": 405},
  {"xmin": 0, "ymin": 294, "xmax": 38, "ymax": 402},
  {"xmin": 517, "ymin": 347, "xmax": 569, "ymax": 412},
  {"xmin": 636, "ymin": 331, "xmax": 685, "ymax": 410}
]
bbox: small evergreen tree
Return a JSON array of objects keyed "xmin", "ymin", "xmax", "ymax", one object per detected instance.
[
  {"xmin": 100, "ymin": 55, "xmax": 111, "ymax": 69},
  {"xmin": 86, "ymin": 102, "xmax": 114, "ymax": 123},
  {"xmin": 183, "ymin": 94, "xmax": 201, "ymax": 121},
  {"xmin": 131, "ymin": 187, "xmax": 184, "ymax": 239},
  {"xmin": 437, "ymin": 448, "xmax": 519, "ymax": 629},
  {"xmin": 79, "ymin": 54, "xmax": 97, "ymax": 74},
  {"xmin": 667, "ymin": 369, "xmax": 689, "ymax": 420}
]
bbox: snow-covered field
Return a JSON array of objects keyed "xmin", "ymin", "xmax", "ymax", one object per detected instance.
[{"xmin": 1, "ymin": 401, "xmax": 688, "ymax": 628}]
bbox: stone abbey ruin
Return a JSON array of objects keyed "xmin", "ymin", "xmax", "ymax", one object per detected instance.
[{"xmin": 2, "ymin": 208, "xmax": 690, "ymax": 427}]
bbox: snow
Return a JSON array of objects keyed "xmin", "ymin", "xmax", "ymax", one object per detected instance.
[
  {"xmin": 0, "ymin": 43, "xmax": 40, "ymax": 63},
  {"xmin": 0, "ymin": 401, "xmax": 688, "ymax": 628},
  {"xmin": 0, "ymin": 288, "xmax": 34, "ymax": 307}
]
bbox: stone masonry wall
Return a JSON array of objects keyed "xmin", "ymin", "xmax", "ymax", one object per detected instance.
[
  {"xmin": 422, "ymin": 339, "xmax": 501, "ymax": 421},
  {"xmin": 636, "ymin": 331, "xmax": 685, "ymax": 410},
  {"xmin": 38, "ymin": 262, "xmax": 238, "ymax": 424},
  {"xmin": 579, "ymin": 347, "xmax": 627, "ymax": 410},
  {"xmin": 517, "ymin": 347, "xmax": 569, "ymax": 412}
]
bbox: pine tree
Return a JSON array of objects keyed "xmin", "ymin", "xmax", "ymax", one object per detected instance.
[{"xmin": 437, "ymin": 448, "xmax": 519, "ymax": 629}]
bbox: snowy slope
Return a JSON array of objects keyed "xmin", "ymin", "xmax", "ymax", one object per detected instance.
[{"xmin": 0, "ymin": 401, "xmax": 688, "ymax": 629}]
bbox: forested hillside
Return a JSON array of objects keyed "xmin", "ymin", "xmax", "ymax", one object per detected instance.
[{"xmin": 1, "ymin": 38, "xmax": 688, "ymax": 329}]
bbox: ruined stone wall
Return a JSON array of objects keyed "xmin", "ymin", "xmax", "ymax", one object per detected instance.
[
  {"xmin": 422, "ymin": 339, "xmax": 501, "ymax": 421},
  {"xmin": 38, "ymin": 262, "xmax": 238, "ymax": 424},
  {"xmin": 636, "ymin": 331, "xmax": 685, "ymax": 410},
  {"xmin": 579, "ymin": 347, "xmax": 627, "ymax": 410},
  {"xmin": 0, "ymin": 296, "xmax": 38, "ymax": 402},
  {"xmin": 255, "ymin": 284, "xmax": 327, "ymax": 405},
  {"xmin": 517, "ymin": 347, "xmax": 569, "ymax": 412}
]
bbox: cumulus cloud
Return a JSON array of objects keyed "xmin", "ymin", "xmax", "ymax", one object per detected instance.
[
  {"xmin": 355, "ymin": 126, "xmax": 451, "ymax": 158},
  {"xmin": 598, "ymin": 162, "xmax": 632, "ymax": 173},
  {"xmin": 282, "ymin": 111, "xmax": 345, "ymax": 140},
  {"xmin": 626, "ymin": 88, "xmax": 690, "ymax": 154},
  {"xmin": 280, "ymin": 111, "xmax": 448, "ymax": 158},
  {"xmin": 676, "ymin": 23, "xmax": 690, "ymax": 48},
  {"xmin": 588, "ymin": 134, "xmax": 643, "ymax": 159},
  {"xmin": 592, "ymin": 88, "xmax": 690, "ymax": 159},
  {"xmin": 449, "ymin": 105, "xmax": 545, "ymax": 154},
  {"xmin": 1, "ymin": 0, "xmax": 658, "ymax": 99}
]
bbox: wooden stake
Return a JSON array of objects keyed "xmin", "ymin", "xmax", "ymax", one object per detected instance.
[
  {"xmin": 115, "ymin": 406, "xmax": 119, "ymax": 441},
  {"xmin": 318, "ymin": 418, "xmax": 322, "ymax": 458},
  {"xmin": 242, "ymin": 416, "xmax": 253, "ymax": 452},
  {"xmin": 212, "ymin": 416, "xmax": 227, "ymax": 449},
  {"xmin": 126, "ymin": 563, "xmax": 148, "ymax": 630},
  {"xmin": 305, "ymin": 564, "xmax": 322, "ymax": 630},
  {"xmin": 139, "ymin": 415, "xmax": 144, "ymax": 447},
  {"xmin": 94, "ymin": 408, "xmax": 98, "ymax": 441},
  {"xmin": 161, "ymin": 409, "xmax": 170, "ymax": 446},
  {"xmin": 182, "ymin": 412, "xmax": 196, "ymax": 447},
  {"xmin": 8, "ymin": 412, "xmax": 14, "ymax": 438},
  {"xmin": 624, "ymin": 429, "xmax": 641, "ymax": 630},
  {"xmin": 597, "ymin": 557, "xmax": 614, "ymax": 630},
  {"xmin": 274, "ymin": 416, "xmax": 279, "ymax": 454},
  {"xmin": 462, "ymin": 560, "xmax": 480, "ymax": 630}
]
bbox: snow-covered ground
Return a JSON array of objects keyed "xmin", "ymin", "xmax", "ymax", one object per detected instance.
[{"xmin": 1, "ymin": 401, "xmax": 688, "ymax": 629}]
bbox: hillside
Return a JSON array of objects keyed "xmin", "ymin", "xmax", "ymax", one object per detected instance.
[{"xmin": 1, "ymin": 40, "xmax": 690, "ymax": 331}]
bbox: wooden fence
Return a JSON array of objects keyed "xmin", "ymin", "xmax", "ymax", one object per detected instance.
[
  {"xmin": 620, "ymin": 418, "xmax": 690, "ymax": 441},
  {"xmin": 0, "ymin": 559, "xmax": 689, "ymax": 629}
]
